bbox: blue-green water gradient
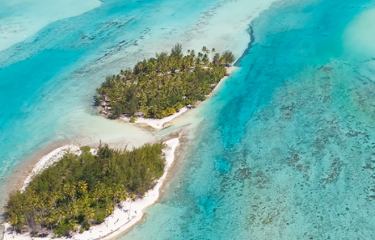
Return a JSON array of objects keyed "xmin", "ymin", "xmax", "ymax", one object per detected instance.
[
  {"xmin": 121, "ymin": 0, "xmax": 375, "ymax": 239},
  {"xmin": 0, "ymin": 0, "xmax": 221, "ymax": 194},
  {"xmin": 2, "ymin": 0, "xmax": 375, "ymax": 238}
]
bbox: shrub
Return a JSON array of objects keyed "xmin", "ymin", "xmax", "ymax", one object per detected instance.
[
  {"xmin": 5, "ymin": 142, "xmax": 166, "ymax": 235},
  {"xmin": 130, "ymin": 115, "xmax": 137, "ymax": 123},
  {"xmin": 96, "ymin": 45, "xmax": 227, "ymax": 119}
]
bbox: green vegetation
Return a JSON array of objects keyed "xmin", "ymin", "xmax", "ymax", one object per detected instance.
[
  {"xmin": 5, "ymin": 143, "xmax": 166, "ymax": 237},
  {"xmin": 130, "ymin": 115, "xmax": 137, "ymax": 123},
  {"xmin": 96, "ymin": 44, "xmax": 235, "ymax": 119}
]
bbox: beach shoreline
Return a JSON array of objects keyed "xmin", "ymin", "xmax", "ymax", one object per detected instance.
[
  {"xmin": 0, "ymin": 0, "xmax": 281, "ymax": 239},
  {"xmin": 118, "ymin": 66, "xmax": 238, "ymax": 130},
  {"xmin": 20, "ymin": 145, "xmax": 81, "ymax": 192},
  {"xmin": 2, "ymin": 138, "xmax": 180, "ymax": 240},
  {"xmin": 0, "ymin": 139, "xmax": 80, "ymax": 206}
]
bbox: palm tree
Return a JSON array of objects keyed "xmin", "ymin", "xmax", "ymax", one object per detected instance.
[
  {"xmin": 78, "ymin": 181, "xmax": 88, "ymax": 192},
  {"xmin": 68, "ymin": 219, "xmax": 78, "ymax": 232},
  {"xmin": 62, "ymin": 183, "xmax": 71, "ymax": 206},
  {"xmin": 8, "ymin": 213, "xmax": 18, "ymax": 235},
  {"xmin": 221, "ymin": 50, "xmax": 235, "ymax": 65},
  {"xmin": 190, "ymin": 49, "xmax": 195, "ymax": 57},
  {"xmin": 68, "ymin": 204, "xmax": 79, "ymax": 220},
  {"xmin": 45, "ymin": 214, "xmax": 54, "ymax": 231},
  {"xmin": 112, "ymin": 184, "xmax": 121, "ymax": 207},
  {"xmin": 103, "ymin": 205, "xmax": 114, "ymax": 228},
  {"xmin": 30, "ymin": 195, "xmax": 41, "ymax": 230},
  {"xmin": 128, "ymin": 194, "xmax": 136, "ymax": 217},
  {"xmin": 50, "ymin": 192, "xmax": 59, "ymax": 208},
  {"xmin": 202, "ymin": 54, "xmax": 209, "ymax": 66},
  {"xmin": 85, "ymin": 207, "xmax": 95, "ymax": 224},
  {"xmin": 56, "ymin": 210, "xmax": 65, "ymax": 226},
  {"xmin": 105, "ymin": 205, "xmax": 114, "ymax": 216},
  {"xmin": 92, "ymin": 184, "xmax": 103, "ymax": 211},
  {"xmin": 68, "ymin": 184, "xmax": 77, "ymax": 205},
  {"xmin": 34, "ymin": 199, "xmax": 43, "ymax": 219},
  {"xmin": 219, "ymin": 56, "xmax": 226, "ymax": 65},
  {"xmin": 20, "ymin": 198, "xmax": 31, "ymax": 230},
  {"xmin": 119, "ymin": 187, "xmax": 127, "ymax": 212},
  {"xmin": 101, "ymin": 185, "xmax": 112, "ymax": 205},
  {"xmin": 35, "ymin": 214, "xmax": 43, "ymax": 230}
]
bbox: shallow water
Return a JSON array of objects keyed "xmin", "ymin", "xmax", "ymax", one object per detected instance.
[
  {"xmin": 0, "ymin": 0, "xmax": 229, "ymax": 198},
  {"xmin": 120, "ymin": 0, "xmax": 375, "ymax": 239},
  {"xmin": 0, "ymin": 0, "xmax": 276, "ymax": 204},
  {"xmin": 2, "ymin": 0, "xmax": 375, "ymax": 239},
  {"xmin": 0, "ymin": 0, "xmax": 101, "ymax": 52}
]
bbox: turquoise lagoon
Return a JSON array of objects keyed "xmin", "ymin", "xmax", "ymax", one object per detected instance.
[
  {"xmin": 2, "ymin": 0, "xmax": 375, "ymax": 239},
  {"xmin": 0, "ymin": 0, "xmax": 224, "ymax": 195},
  {"xmin": 122, "ymin": 0, "xmax": 375, "ymax": 239}
]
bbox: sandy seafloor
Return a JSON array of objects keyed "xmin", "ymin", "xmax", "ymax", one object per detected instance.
[
  {"xmin": 3, "ymin": 0, "xmax": 375, "ymax": 239},
  {"xmin": 0, "ymin": 0, "xmax": 276, "ymax": 200}
]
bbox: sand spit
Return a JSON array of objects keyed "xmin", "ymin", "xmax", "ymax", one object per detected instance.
[
  {"xmin": 120, "ymin": 107, "xmax": 189, "ymax": 130},
  {"xmin": 3, "ymin": 138, "xmax": 180, "ymax": 240}
]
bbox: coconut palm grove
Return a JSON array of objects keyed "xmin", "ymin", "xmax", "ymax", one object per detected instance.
[
  {"xmin": 4, "ymin": 44, "xmax": 235, "ymax": 238},
  {"xmin": 96, "ymin": 44, "xmax": 235, "ymax": 119},
  {"xmin": 5, "ymin": 143, "xmax": 166, "ymax": 237}
]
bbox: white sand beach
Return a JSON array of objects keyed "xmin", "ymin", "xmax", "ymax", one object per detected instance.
[
  {"xmin": 3, "ymin": 138, "xmax": 179, "ymax": 240},
  {"xmin": 120, "ymin": 107, "xmax": 189, "ymax": 130},
  {"xmin": 87, "ymin": 0, "xmax": 279, "ymax": 132},
  {"xmin": 119, "ymin": 66, "xmax": 239, "ymax": 130},
  {"xmin": 21, "ymin": 145, "xmax": 80, "ymax": 192},
  {"xmin": 1, "ymin": 0, "xmax": 279, "ymax": 239}
]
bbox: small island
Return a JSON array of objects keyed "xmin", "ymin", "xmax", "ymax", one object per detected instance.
[
  {"xmin": 4, "ymin": 140, "xmax": 178, "ymax": 239},
  {"xmin": 95, "ymin": 44, "xmax": 235, "ymax": 120}
]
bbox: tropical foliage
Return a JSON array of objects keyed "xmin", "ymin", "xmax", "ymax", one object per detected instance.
[
  {"xmin": 96, "ymin": 44, "xmax": 235, "ymax": 119},
  {"xmin": 5, "ymin": 142, "xmax": 166, "ymax": 237}
]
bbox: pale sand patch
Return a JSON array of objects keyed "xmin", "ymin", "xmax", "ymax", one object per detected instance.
[
  {"xmin": 99, "ymin": 0, "xmax": 281, "ymax": 71},
  {"xmin": 3, "ymin": 138, "xmax": 179, "ymax": 240},
  {"xmin": 88, "ymin": 0, "xmax": 280, "ymax": 131},
  {"xmin": 133, "ymin": 107, "xmax": 189, "ymax": 130},
  {"xmin": 120, "ymin": 107, "xmax": 189, "ymax": 130},
  {"xmin": 0, "ymin": 0, "xmax": 101, "ymax": 52},
  {"xmin": 177, "ymin": 0, "xmax": 279, "ymax": 58}
]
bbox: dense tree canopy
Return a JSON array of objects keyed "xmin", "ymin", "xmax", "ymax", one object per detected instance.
[
  {"xmin": 96, "ymin": 44, "xmax": 235, "ymax": 119},
  {"xmin": 5, "ymin": 143, "xmax": 166, "ymax": 237}
]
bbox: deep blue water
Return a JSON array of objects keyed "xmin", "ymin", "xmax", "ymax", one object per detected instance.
[
  {"xmin": 120, "ymin": 0, "xmax": 375, "ymax": 239},
  {"xmin": 2, "ymin": 0, "xmax": 375, "ymax": 239}
]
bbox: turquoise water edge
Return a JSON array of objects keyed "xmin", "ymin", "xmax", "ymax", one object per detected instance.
[
  {"xmin": 0, "ymin": 0, "xmax": 221, "ymax": 189},
  {"xmin": 2, "ymin": 0, "xmax": 375, "ymax": 239}
]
